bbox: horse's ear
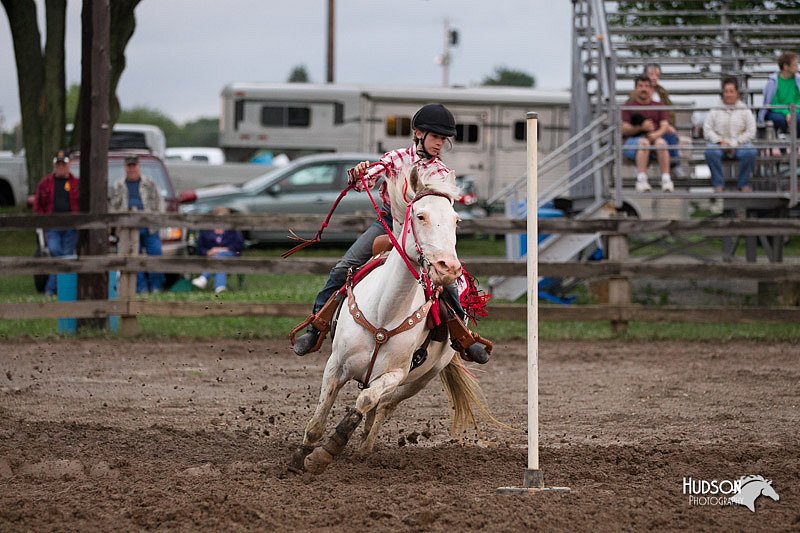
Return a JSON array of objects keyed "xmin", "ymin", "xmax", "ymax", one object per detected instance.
[{"xmin": 409, "ymin": 167, "xmax": 421, "ymax": 193}]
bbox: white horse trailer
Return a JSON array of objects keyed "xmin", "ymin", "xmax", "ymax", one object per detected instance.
[{"xmin": 219, "ymin": 83, "xmax": 571, "ymax": 197}]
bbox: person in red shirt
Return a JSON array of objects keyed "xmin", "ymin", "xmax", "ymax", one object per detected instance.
[
  {"xmin": 33, "ymin": 150, "xmax": 80, "ymax": 296},
  {"xmin": 622, "ymin": 75, "xmax": 677, "ymax": 193}
]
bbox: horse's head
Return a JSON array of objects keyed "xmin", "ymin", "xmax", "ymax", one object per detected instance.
[
  {"xmin": 401, "ymin": 167, "xmax": 462, "ymax": 286},
  {"xmin": 731, "ymin": 475, "xmax": 780, "ymax": 512}
]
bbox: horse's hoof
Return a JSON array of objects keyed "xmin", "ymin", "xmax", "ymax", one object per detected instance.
[
  {"xmin": 304, "ymin": 447, "xmax": 333, "ymax": 474},
  {"xmin": 288, "ymin": 445, "xmax": 313, "ymax": 473}
]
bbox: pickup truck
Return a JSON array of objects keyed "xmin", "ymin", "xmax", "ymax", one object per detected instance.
[{"xmin": 0, "ymin": 155, "xmax": 28, "ymax": 207}]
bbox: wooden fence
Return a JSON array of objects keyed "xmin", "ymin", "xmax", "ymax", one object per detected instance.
[{"xmin": 2, "ymin": 212, "xmax": 800, "ymax": 335}]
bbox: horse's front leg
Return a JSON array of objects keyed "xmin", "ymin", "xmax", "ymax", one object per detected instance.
[
  {"xmin": 289, "ymin": 357, "xmax": 346, "ymax": 473},
  {"xmin": 305, "ymin": 368, "xmax": 405, "ymax": 474},
  {"xmin": 360, "ymin": 365, "xmax": 439, "ymax": 453},
  {"xmin": 359, "ymin": 400, "xmax": 398, "ymax": 453}
]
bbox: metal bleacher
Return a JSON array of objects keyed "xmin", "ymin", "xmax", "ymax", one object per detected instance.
[
  {"xmin": 490, "ymin": 1, "xmax": 800, "ymax": 297},
  {"xmin": 571, "ymin": 0, "xmax": 799, "ymax": 216}
]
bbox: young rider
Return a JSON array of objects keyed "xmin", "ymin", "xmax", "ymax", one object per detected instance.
[{"xmin": 291, "ymin": 103, "xmax": 491, "ymax": 364}]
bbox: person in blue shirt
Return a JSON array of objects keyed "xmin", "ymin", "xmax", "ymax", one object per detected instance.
[{"xmin": 192, "ymin": 207, "xmax": 244, "ymax": 294}]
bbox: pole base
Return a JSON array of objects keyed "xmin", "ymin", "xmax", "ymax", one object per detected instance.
[{"xmin": 496, "ymin": 469, "xmax": 571, "ymax": 494}]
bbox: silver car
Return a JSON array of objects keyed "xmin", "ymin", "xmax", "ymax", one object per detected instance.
[{"xmin": 180, "ymin": 152, "xmax": 483, "ymax": 246}]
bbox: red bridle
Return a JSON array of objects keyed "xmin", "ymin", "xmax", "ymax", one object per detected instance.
[{"xmin": 358, "ymin": 167, "xmax": 454, "ymax": 300}]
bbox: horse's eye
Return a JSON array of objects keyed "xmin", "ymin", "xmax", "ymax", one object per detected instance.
[{"xmin": 416, "ymin": 213, "xmax": 427, "ymax": 223}]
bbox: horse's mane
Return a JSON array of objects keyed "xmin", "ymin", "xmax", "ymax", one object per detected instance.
[
  {"xmin": 739, "ymin": 475, "xmax": 768, "ymax": 485},
  {"xmin": 386, "ymin": 166, "xmax": 461, "ymax": 230}
]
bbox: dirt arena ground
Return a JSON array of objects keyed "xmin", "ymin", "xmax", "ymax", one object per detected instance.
[{"xmin": 1, "ymin": 337, "xmax": 797, "ymax": 531}]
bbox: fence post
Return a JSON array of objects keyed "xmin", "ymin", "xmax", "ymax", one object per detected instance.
[
  {"xmin": 117, "ymin": 228, "xmax": 140, "ymax": 336},
  {"xmin": 607, "ymin": 233, "xmax": 630, "ymax": 334}
]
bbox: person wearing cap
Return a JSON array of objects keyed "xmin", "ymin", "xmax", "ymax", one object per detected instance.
[
  {"xmin": 109, "ymin": 155, "xmax": 166, "ymax": 293},
  {"xmin": 291, "ymin": 103, "xmax": 492, "ymax": 365},
  {"xmin": 33, "ymin": 150, "xmax": 80, "ymax": 296}
]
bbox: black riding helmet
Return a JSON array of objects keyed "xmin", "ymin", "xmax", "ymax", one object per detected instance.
[{"xmin": 412, "ymin": 103, "xmax": 456, "ymax": 137}]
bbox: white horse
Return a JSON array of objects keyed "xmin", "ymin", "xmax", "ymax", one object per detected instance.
[{"xmin": 290, "ymin": 168, "xmax": 488, "ymax": 474}]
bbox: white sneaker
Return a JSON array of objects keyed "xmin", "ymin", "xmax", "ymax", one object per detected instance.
[
  {"xmin": 214, "ymin": 286, "xmax": 226, "ymax": 294},
  {"xmin": 192, "ymin": 276, "xmax": 208, "ymax": 289},
  {"xmin": 635, "ymin": 179, "xmax": 652, "ymax": 192},
  {"xmin": 661, "ymin": 178, "xmax": 674, "ymax": 192}
]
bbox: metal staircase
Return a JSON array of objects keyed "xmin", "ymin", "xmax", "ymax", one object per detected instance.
[{"xmin": 490, "ymin": 0, "xmax": 800, "ymax": 298}]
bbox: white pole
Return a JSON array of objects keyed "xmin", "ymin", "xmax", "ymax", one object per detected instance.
[
  {"xmin": 526, "ymin": 112, "xmax": 542, "ymax": 484},
  {"xmin": 497, "ymin": 112, "xmax": 568, "ymax": 494}
]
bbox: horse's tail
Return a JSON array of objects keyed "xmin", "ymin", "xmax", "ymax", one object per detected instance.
[{"xmin": 439, "ymin": 354, "xmax": 515, "ymax": 436}]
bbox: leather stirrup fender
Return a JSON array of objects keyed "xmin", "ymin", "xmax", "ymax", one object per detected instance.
[
  {"xmin": 311, "ymin": 291, "xmax": 343, "ymax": 332},
  {"xmin": 289, "ymin": 292, "xmax": 343, "ymax": 353}
]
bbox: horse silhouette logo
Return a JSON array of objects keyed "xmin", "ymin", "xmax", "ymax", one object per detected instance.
[{"xmin": 729, "ymin": 475, "xmax": 780, "ymax": 512}]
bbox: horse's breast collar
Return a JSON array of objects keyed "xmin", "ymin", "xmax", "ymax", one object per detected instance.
[{"xmin": 347, "ymin": 281, "xmax": 436, "ymax": 389}]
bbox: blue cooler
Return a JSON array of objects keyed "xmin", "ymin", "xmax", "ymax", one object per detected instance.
[{"xmin": 56, "ymin": 272, "xmax": 119, "ymax": 334}]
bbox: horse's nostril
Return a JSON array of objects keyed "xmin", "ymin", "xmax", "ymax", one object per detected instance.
[{"xmin": 436, "ymin": 260, "xmax": 461, "ymax": 276}]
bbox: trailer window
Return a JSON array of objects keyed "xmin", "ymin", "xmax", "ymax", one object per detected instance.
[
  {"xmin": 385, "ymin": 116, "xmax": 411, "ymax": 137},
  {"xmin": 513, "ymin": 121, "xmax": 540, "ymax": 142},
  {"xmin": 260, "ymin": 106, "xmax": 311, "ymax": 127},
  {"xmin": 455, "ymin": 124, "xmax": 479, "ymax": 144}
]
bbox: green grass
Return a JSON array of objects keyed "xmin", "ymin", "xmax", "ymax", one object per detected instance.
[
  {"xmin": 2, "ymin": 316, "xmax": 798, "ymax": 342},
  {"xmin": 2, "ymin": 228, "xmax": 799, "ymax": 342}
]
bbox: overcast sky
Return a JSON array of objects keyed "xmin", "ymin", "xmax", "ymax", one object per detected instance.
[{"xmin": 1, "ymin": 1, "xmax": 573, "ymax": 128}]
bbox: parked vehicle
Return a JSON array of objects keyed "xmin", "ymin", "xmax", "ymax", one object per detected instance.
[
  {"xmin": 30, "ymin": 151, "xmax": 188, "ymax": 292},
  {"xmin": 0, "ymin": 154, "xmax": 28, "ymax": 207},
  {"xmin": 180, "ymin": 152, "xmax": 486, "ymax": 246},
  {"xmin": 218, "ymin": 83, "xmax": 571, "ymax": 198},
  {"xmin": 66, "ymin": 123, "xmax": 167, "ymax": 159},
  {"xmin": 165, "ymin": 147, "xmax": 226, "ymax": 165},
  {"xmin": 68, "ymin": 151, "xmax": 187, "ymax": 256}
]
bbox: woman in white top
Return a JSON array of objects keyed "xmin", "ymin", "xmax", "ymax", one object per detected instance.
[{"xmin": 703, "ymin": 76, "xmax": 758, "ymax": 192}]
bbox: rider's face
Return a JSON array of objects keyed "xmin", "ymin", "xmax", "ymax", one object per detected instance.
[{"xmin": 418, "ymin": 131, "xmax": 448, "ymax": 156}]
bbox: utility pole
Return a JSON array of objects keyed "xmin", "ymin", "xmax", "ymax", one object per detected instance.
[
  {"xmin": 437, "ymin": 19, "xmax": 458, "ymax": 87},
  {"xmin": 326, "ymin": 0, "xmax": 335, "ymax": 83},
  {"xmin": 77, "ymin": 0, "xmax": 110, "ymax": 330}
]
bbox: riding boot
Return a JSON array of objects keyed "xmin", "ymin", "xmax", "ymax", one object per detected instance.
[
  {"xmin": 293, "ymin": 326, "xmax": 321, "ymax": 356},
  {"xmin": 441, "ymin": 284, "xmax": 492, "ymax": 364},
  {"xmin": 291, "ymin": 291, "xmax": 343, "ymax": 356}
]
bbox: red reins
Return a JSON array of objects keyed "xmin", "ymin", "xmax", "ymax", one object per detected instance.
[{"xmin": 282, "ymin": 162, "xmax": 442, "ymax": 300}]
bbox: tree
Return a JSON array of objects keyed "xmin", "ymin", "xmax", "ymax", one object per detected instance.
[
  {"xmin": 612, "ymin": 1, "xmax": 800, "ymax": 57},
  {"xmin": 1, "ymin": 0, "xmax": 141, "ymax": 190},
  {"xmin": 288, "ymin": 65, "xmax": 310, "ymax": 83},
  {"xmin": 481, "ymin": 67, "xmax": 536, "ymax": 88},
  {"xmin": 170, "ymin": 117, "xmax": 219, "ymax": 147}
]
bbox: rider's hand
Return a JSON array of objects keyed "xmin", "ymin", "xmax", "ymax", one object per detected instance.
[{"xmin": 347, "ymin": 161, "xmax": 370, "ymax": 186}]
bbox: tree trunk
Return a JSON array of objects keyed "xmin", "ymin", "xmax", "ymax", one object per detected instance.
[
  {"xmin": 43, "ymin": 0, "xmax": 67, "ymax": 159},
  {"xmin": 1, "ymin": 0, "xmax": 55, "ymax": 191}
]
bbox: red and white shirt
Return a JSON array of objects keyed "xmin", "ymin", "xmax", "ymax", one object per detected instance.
[{"xmin": 353, "ymin": 145, "xmax": 454, "ymax": 209}]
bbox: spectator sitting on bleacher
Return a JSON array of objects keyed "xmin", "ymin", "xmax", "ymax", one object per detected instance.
[
  {"xmin": 192, "ymin": 207, "xmax": 244, "ymax": 294},
  {"xmin": 758, "ymin": 51, "xmax": 800, "ymax": 144},
  {"xmin": 640, "ymin": 63, "xmax": 684, "ymax": 177},
  {"xmin": 622, "ymin": 75, "xmax": 677, "ymax": 193},
  {"xmin": 703, "ymin": 76, "xmax": 757, "ymax": 193}
]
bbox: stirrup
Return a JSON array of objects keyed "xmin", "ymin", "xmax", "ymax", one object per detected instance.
[{"xmin": 289, "ymin": 316, "xmax": 327, "ymax": 354}]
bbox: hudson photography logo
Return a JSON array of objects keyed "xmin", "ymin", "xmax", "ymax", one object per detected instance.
[{"xmin": 683, "ymin": 475, "xmax": 780, "ymax": 512}]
